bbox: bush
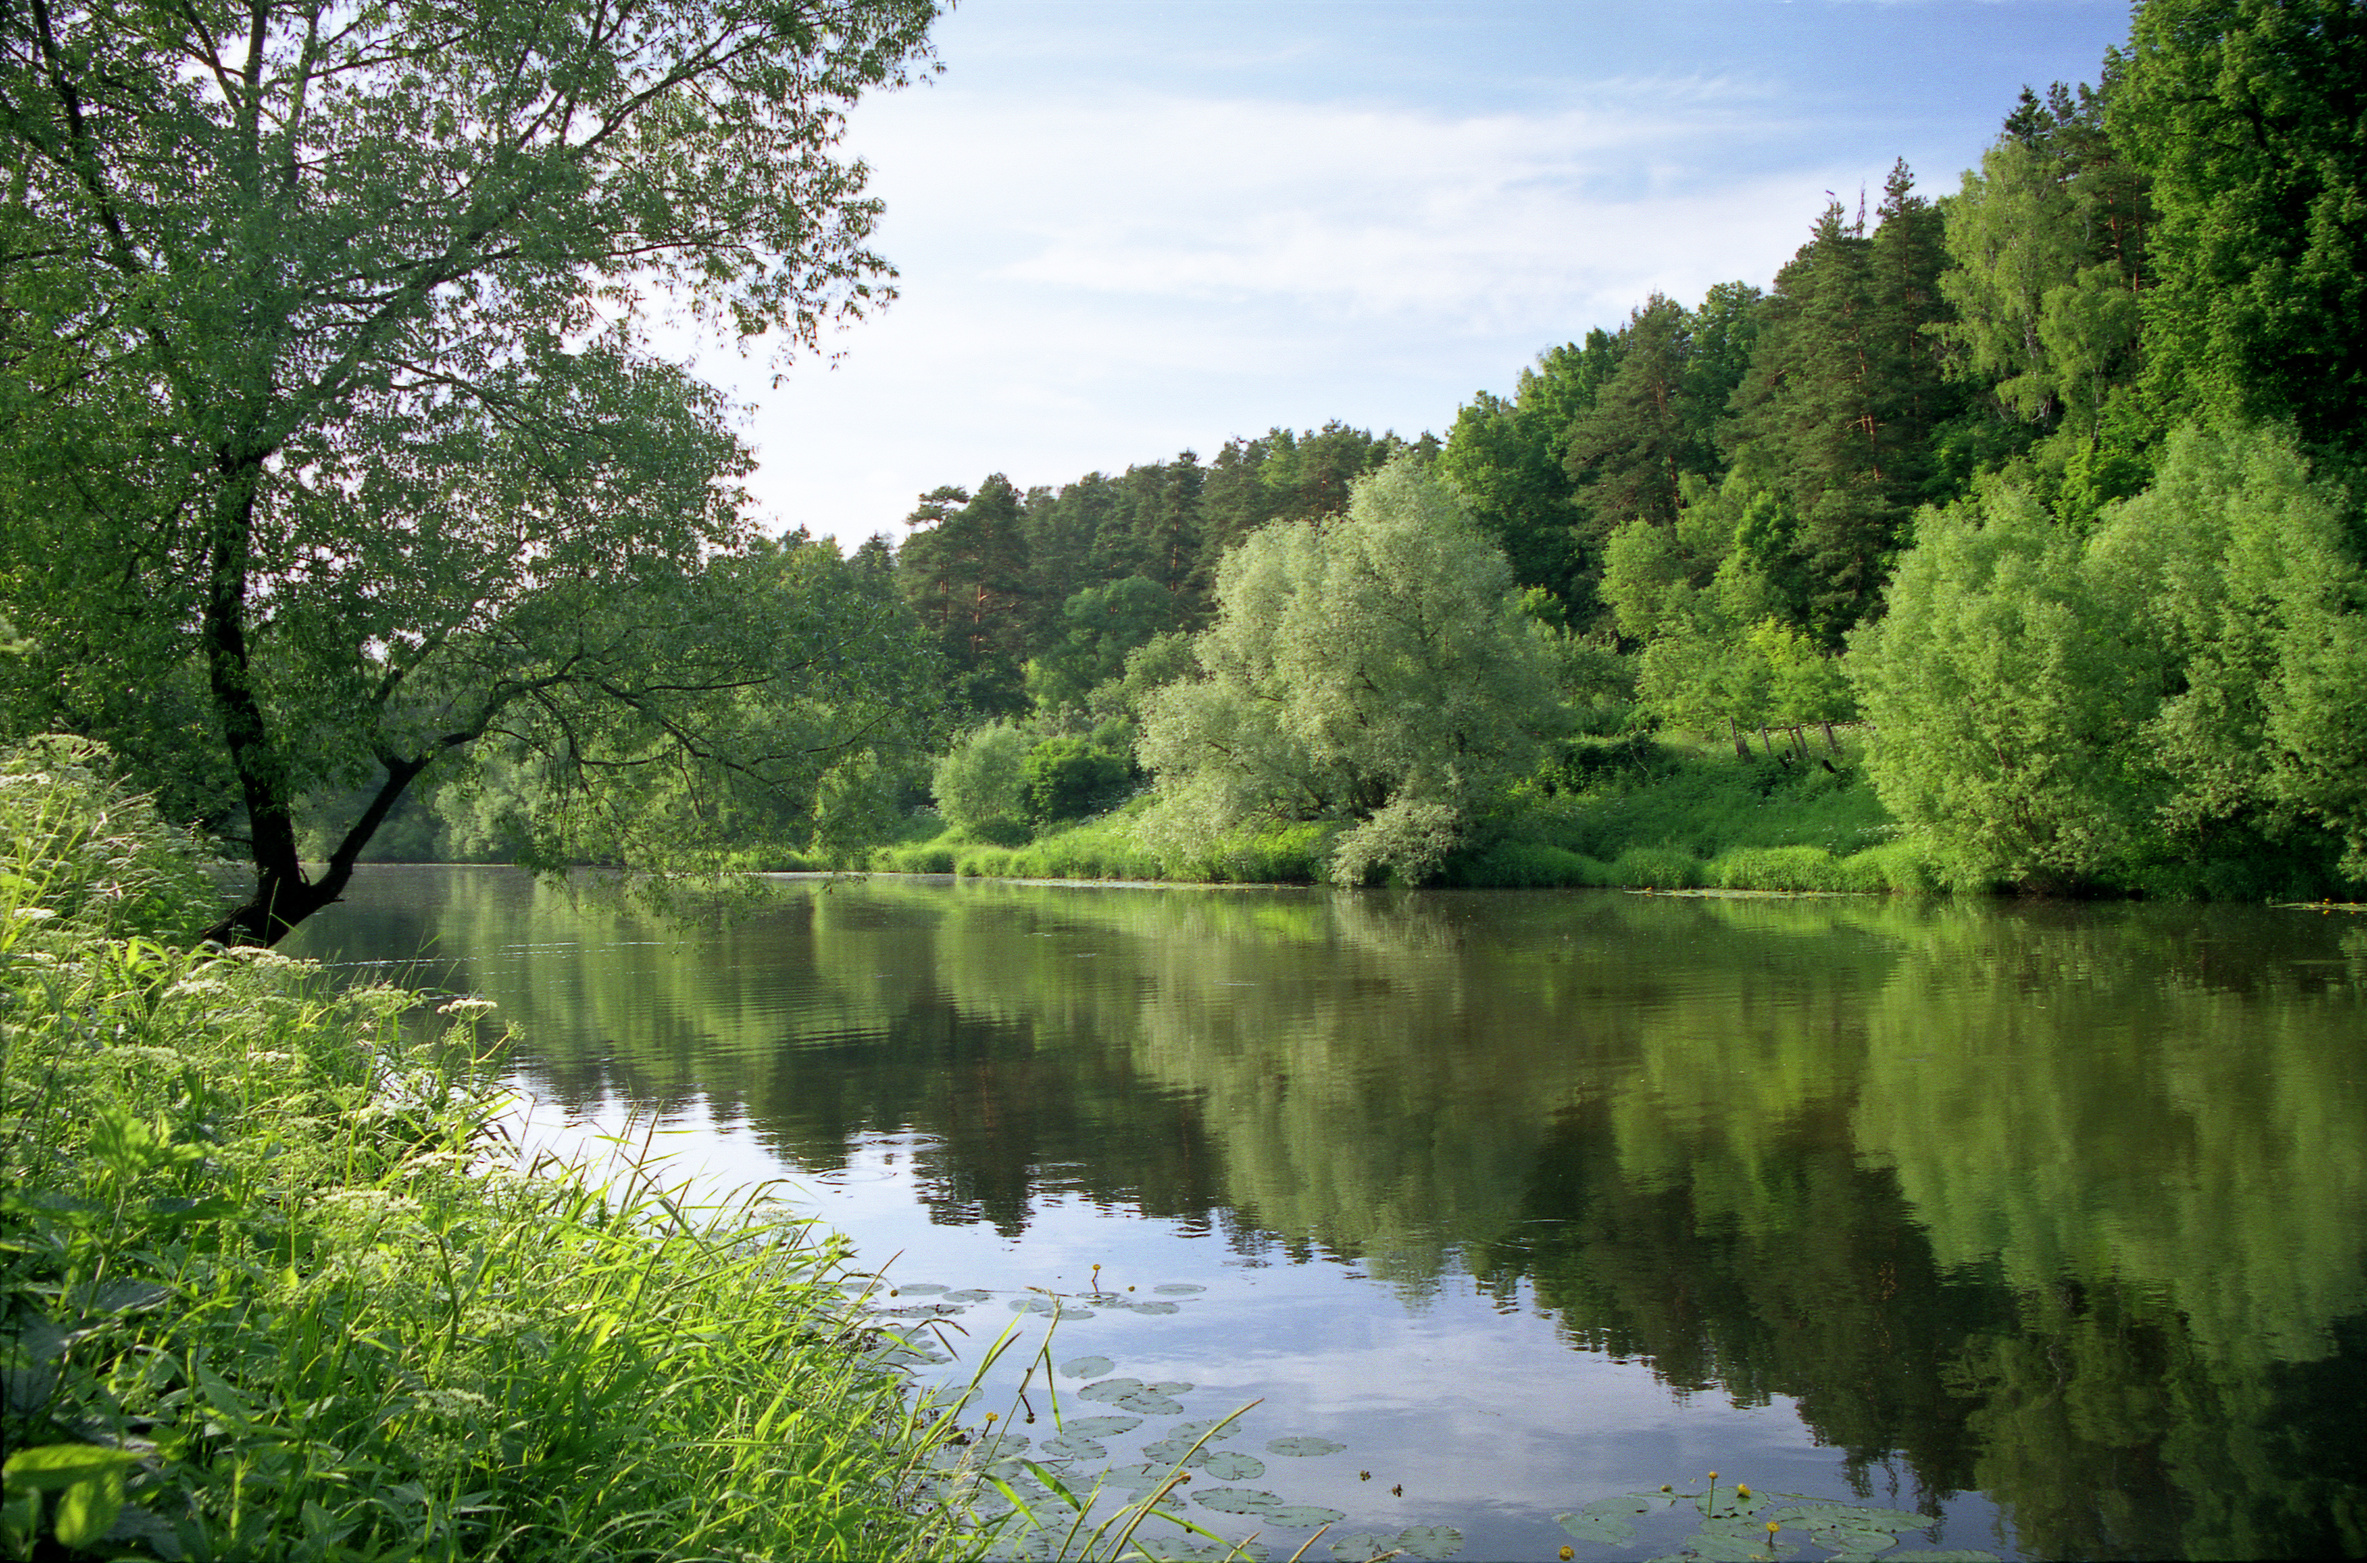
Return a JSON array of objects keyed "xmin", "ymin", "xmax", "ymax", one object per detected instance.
[
  {"xmin": 0, "ymin": 735, "xmax": 220, "ymax": 941},
  {"xmin": 932, "ymin": 722, "xmax": 1030, "ymax": 840},
  {"xmin": 1022, "ymin": 737, "xmax": 1133, "ymax": 826}
]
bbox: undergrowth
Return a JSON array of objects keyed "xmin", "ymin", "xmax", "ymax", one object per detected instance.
[{"xmin": 0, "ymin": 743, "xmax": 959, "ymax": 1562}]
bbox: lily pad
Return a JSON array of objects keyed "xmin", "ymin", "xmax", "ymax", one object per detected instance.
[
  {"xmin": 1038, "ymin": 1433, "xmax": 1106, "ymax": 1461},
  {"xmin": 896, "ymin": 1283, "xmax": 949, "ymax": 1295},
  {"xmin": 1075, "ymin": 1377, "xmax": 1144, "ymax": 1402},
  {"xmin": 1169, "ymin": 1418, "xmax": 1239, "ymax": 1442},
  {"xmin": 1153, "ymin": 1283, "xmax": 1206, "ymax": 1295},
  {"xmin": 1059, "ymin": 1355, "xmax": 1115, "ymax": 1380},
  {"xmin": 1766, "ymin": 1503, "xmax": 1930, "ymax": 1533},
  {"xmin": 1114, "ymin": 1389, "xmax": 1185, "ymax": 1416},
  {"xmin": 1061, "ymin": 1415, "xmax": 1141, "ymax": 1439},
  {"xmin": 877, "ymin": 1302, "xmax": 964, "ymax": 1318},
  {"xmin": 1138, "ymin": 1437, "xmax": 1212, "ymax": 1469},
  {"xmin": 1264, "ymin": 1435, "xmax": 1346, "ymax": 1457},
  {"xmin": 943, "ymin": 1289, "xmax": 995, "ymax": 1303},
  {"xmin": 1394, "ymin": 1525, "xmax": 1465, "ymax": 1560},
  {"xmin": 1331, "ymin": 1535, "xmax": 1401, "ymax": 1563},
  {"xmin": 1200, "ymin": 1450, "xmax": 1266, "ymax": 1482},
  {"xmin": 1264, "ymin": 1505, "xmax": 1349, "ymax": 1528},
  {"xmin": 1192, "ymin": 1487, "xmax": 1280, "ymax": 1516},
  {"xmin": 1811, "ymin": 1528, "xmax": 1898, "ymax": 1555},
  {"xmin": 1146, "ymin": 1380, "xmax": 1194, "ymax": 1394},
  {"xmin": 1093, "ymin": 1463, "xmax": 1169, "ymax": 1495},
  {"xmin": 1883, "ymin": 1553, "xmax": 1999, "ymax": 1561},
  {"xmin": 1151, "ymin": 1545, "xmax": 1270, "ymax": 1563},
  {"xmin": 1123, "ymin": 1300, "xmax": 1182, "ymax": 1315}
]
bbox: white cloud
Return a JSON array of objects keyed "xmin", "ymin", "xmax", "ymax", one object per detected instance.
[{"xmin": 723, "ymin": 81, "xmax": 1859, "ymax": 541}]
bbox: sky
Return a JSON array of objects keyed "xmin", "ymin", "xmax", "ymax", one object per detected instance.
[{"xmin": 700, "ymin": 0, "xmax": 2136, "ymax": 544}]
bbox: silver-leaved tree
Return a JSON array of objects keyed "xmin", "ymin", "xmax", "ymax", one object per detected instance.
[{"xmin": 0, "ymin": 0, "xmax": 946, "ymax": 942}]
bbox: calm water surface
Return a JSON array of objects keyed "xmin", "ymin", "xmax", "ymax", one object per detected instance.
[{"xmin": 286, "ymin": 868, "xmax": 2367, "ymax": 1562}]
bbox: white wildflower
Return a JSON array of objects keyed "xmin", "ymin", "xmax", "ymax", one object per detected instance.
[{"xmin": 435, "ymin": 996, "xmax": 497, "ymax": 1016}]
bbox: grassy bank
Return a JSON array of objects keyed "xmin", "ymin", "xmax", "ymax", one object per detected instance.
[
  {"xmin": 840, "ymin": 737, "xmax": 1933, "ymax": 895},
  {"xmin": 0, "ymin": 746, "xmax": 971, "ymax": 1562}
]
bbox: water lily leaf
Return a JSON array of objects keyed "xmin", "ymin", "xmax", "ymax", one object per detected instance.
[
  {"xmin": 1059, "ymin": 1355, "xmax": 1115, "ymax": 1380},
  {"xmin": 1062, "ymin": 1415, "xmax": 1141, "ymax": 1439},
  {"xmin": 1094, "ymin": 1463, "xmax": 1167, "ymax": 1494},
  {"xmin": 1009, "ymin": 1297, "xmax": 1058, "ymax": 1315},
  {"xmin": 878, "ymin": 1302, "xmax": 963, "ymax": 1318},
  {"xmin": 1126, "ymin": 1300, "xmax": 1181, "ymax": 1315},
  {"xmin": 943, "ymin": 1289, "xmax": 994, "ymax": 1303},
  {"xmin": 1140, "ymin": 1436, "xmax": 1213, "ymax": 1468},
  {"xmin": 1075, "ymin": 1377, "xmax": 1143, "ymax": 1402},
  {"xmin": 1264, "ymin": 1435, "xmax": 1346, "ymax": 1457},
  {"xmin": 1170, "ymin": 1419, "xmax": 1239, "ymax": 1442},
  {"xmin": 1767, "ymin": 1504, "xmax": 1928, "ymax": 1533},
  {"xmin": 1147, "ymin": 1380, "xmax": 1194, "ymax": 1395},
  {"xmin": 1114, "ymin": 1390, "xmax": 1185, "ymax": 1416},
  {"xmin": 1810, "ymin": 1526, "xmax": 1898, "ymax": 1554},
  {"xmin": 1152, "ymin": 1545, "xmax": 1270, "ymax": 1562},
  {"xmin": 1153, "ymin": 1284, "xmax": 1206, "ymax": 1295},
  {"xmin": 1556, "ymin": 1511, "xmax": 1637, "ymax": 1545},
  {"xmin": 1331, "ymin": 1534, "xmax": 1400, "ymax": 1562},
  {"xmin": 1192, "ymin": 1487, "xmax": 1281, "ymax": 1516},
  {"xmin": 1201, "ymin": 1450, "xmax": 1265, "ymax": 1481},
  {"xmin": 1882, "ymin": 1552, "xmax": 2000, "ymax": 1561},
  {"xmin": 897, "ymin": 1283, "xmax": 949, "ymax": 1295},
  {"xmin": 1039, "ymin": 1434, "xmax": 1106, "ymax": 1461},
  {"xmin": 1394, "ymin": 1525, "xmax": 1465, "ymax": 1560},
  {"xmin": 1263, "ymin": 1505, "xmax": 1349, "ymax": 1528}
]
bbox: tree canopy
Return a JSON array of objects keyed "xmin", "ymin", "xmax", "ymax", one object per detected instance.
[
  {"xmin": 0, "ymin": 0, "xmax": 945, "ymax": 941},
  {"xmin": 1136, "ymin": 458, "xmax": 1563, "ymax": 886}
]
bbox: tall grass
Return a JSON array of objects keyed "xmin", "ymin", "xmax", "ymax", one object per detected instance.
[{"xmin": 0, "ymin": 743, "xmax": 971, "ymax": 1562}]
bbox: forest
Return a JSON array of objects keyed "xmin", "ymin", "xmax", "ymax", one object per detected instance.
[{"xmin": 3, "ymin": 0, "xmax": 2364, "ymax": 934}]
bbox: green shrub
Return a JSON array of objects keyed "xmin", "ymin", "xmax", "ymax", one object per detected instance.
[
  {"xmin": 1022, "ymin": 737, "xmax": 1134, "ymax": 826},
  {"xmin": 1439, "ymin": 841, "xmax": 1609, "ymax": 887}
]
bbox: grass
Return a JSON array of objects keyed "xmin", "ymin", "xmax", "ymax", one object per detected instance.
[
  {"xmin": 850, "ymin": 740, "xmax": 1936, "ymax": 896},
  {"xmin": 0, "ymin": 741, "xmax": 1262, "ymax": 1563},
  {"xmin": 0, "ymin": 744, "xmax": 972, "ymax": 1562}
]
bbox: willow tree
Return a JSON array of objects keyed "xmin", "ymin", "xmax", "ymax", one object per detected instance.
[
  {"xmin": 0, "ymin": 0, "xmax": 944, "ymax": 942},
  {"xmin": 1135, "ymin": 458, "xmax": 1564, "ymax": 886}
]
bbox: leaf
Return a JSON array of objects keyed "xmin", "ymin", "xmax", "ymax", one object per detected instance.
[
  {"xmin": 1126, "ymin": 1300, "xmax": 1182, "ymax": 1315},
  {"xmin": 1883, "ymin": 1553, "xmax": 2000, "ymax": 1561},
  {"xmin": 896, "ymin": 1283, "xmax": 949, "ymax": 1295},
  {"xmin": 1169, "ymin": 1419, "xmax": 1238, "ymax": 1442},
  {"xmin": 1200, "ymin": 1450, "xmax": 1266, "ymax": 1481},
  {"xmin": 943, "ymin": 1289, "xmax": 995, "ymax": 1303},
  {"xmin": 1059, "ymin": 1355, "xmax": 1115, "ymax": 1380},
  {"xmin": 51, "ymin": 1469, "xmax": 127, "ymax": 1549},
  {"xmin": 1330, "ymin": 1533, "xmax": 1401, "ymax": 1562},
  {"xmin": 1766, "ymin": 1503, "xmax": 1930, "ymax": 1534},
  {"xmin": 1556, "ymin": 1509, "xmax": 1639, "ymax": 1545},
  {"xmin": 1264, "ymin": 1435, "xmax": 1346, "ymax": 1457},
  {"xmin": 1192, "ymin": 1487, "xmax": 1281, "ymax": 1516},
  {"xmin": 1075, "ymin": 1377, "xmax": 1144, "ymax": 1403},
  {"xmin": 1038, "ymin": 1434, "xmax": 1106, "ymax": 1462},
  {"xmin": 1394, "ymin": 1525, "xmax": 1465, "ymax": 1560},
  {"xmin": 1140, "ymin": 1438, "xmax": 1212, "ymax": 1469},
  {"xmin": 1264, "ymin": 1505, "xmax": 1349, "ymax": 1528},
  {"xmin": 1153, "ymin": 1283, "xmax": 1207, "ymax": 1295},
  {"xmin": 1114, "ymin": 1390, "xmax": 1185, "ymax": 1416},
  {"xmin": 1, "ymin": 1444, "xmax": 143, "ymax": 1489},
  {"xmin": 1061, "ymin": 1415, "xmax": 1141, "ymax": 1439}
]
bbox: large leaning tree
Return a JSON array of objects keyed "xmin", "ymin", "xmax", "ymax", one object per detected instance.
[{"xmin": 0, "ymin": 0, "xmax": 946, "ymax": 943}]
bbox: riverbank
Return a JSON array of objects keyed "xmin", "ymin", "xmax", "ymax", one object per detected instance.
[
  {"xmin": 850, "ymin": 738, "xmax": 1934, "ymax": 895},
  {"xmin": 0, "ymin": 746, "xmax": 965, "ymax": 1561}
]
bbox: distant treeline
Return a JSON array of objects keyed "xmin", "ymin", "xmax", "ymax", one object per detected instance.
[{"xmin": 872, "ymin": 1, "xmax": 2367, "ymax": 896}]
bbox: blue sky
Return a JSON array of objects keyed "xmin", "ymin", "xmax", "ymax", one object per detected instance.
[{"xmin": 715, "ymin": 0, "xmax": 2135, "ymax": 543}]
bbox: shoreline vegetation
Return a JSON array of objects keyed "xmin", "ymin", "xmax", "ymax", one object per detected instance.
[{"xmin": 1, "ymin": 743, "xmax": 1254, "ymax": 1562}]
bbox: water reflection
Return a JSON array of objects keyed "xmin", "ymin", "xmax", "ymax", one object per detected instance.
[{"xmin": 290, "ymin": 870, "xmax": 2367, "ymax": 1560}]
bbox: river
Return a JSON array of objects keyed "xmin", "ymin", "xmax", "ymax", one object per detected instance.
[{"xmin": 285, "ymin": 867, "xmax": 2367, "ymax": 1562}]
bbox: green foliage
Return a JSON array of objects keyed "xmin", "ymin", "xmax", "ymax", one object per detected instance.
[
  {"xmin": 2113, "ymin": 0, "xmax": 2367, "ymax": 462},
  {"xmin": 0, "ymin": 777, "xmax": 967, "ymax": 1561},
  {"xmin": 0, "ymin": 0, "xmax": 946, "ymax": 942},
  {"xmin": 935, "ymin": 723, "xmax": 1034, "ymax": 842},
  {"xmin": 1022, "ymin": 738, "xmax": 1135, "ymax": 828},
  {"xmin": 1852, "ymin": 424, "xmax": 2367, "ymax": 892},
  {"xmin": 0, "ymin": 736, "xmax": 221, "ymax": 943},
  {"xmin": 1136, "ymin": 458, "xmax": 1565, "ymax": 886}
]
